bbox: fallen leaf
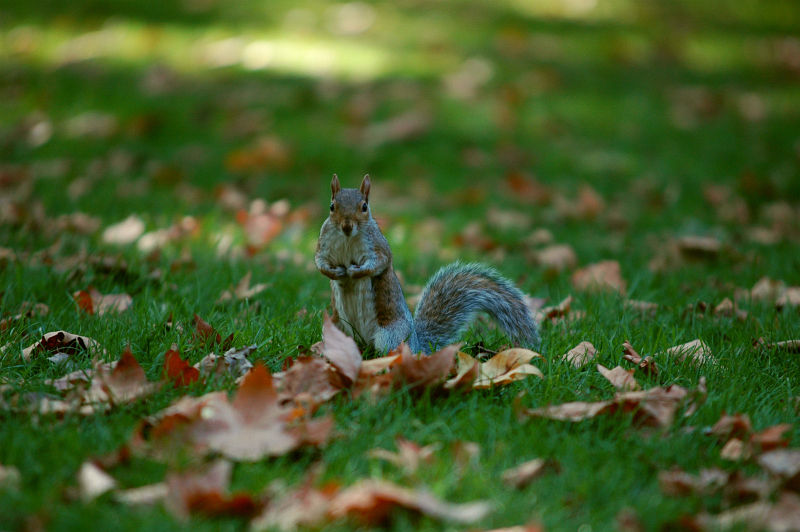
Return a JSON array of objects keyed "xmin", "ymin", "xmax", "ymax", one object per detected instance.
[
  {"xmin": 597, "ymin": 364, "xmax": 640, "ymax": 391},
  {"xmin": 561, "ymin": 341, "xmax": 597, "ymax": 369},
  {"xmin": 708, "ymin": 413, "xmax": 752, "ymax": 442},
  {"xmin": 755, "ymin": 339, "xmax": 800, "ymax": 353},
  {"xmin": 532, "ymin": 295, "xmax": 584, "ymax": 326},
  {"xmin": 73, "ymin": 286, "xmax": 133, "ymax": 316},
  {"xmin": 757, "ymin": 450, "xmax": 800, "ymax": 491},
  {"xmin": 751, "ymin": 424, "xmax": 793, "ymax": 452},
  {"xmin": 193, "ymin": 314, "xmax": 234, "ymax": 350},
  {"xmin": 443, "ymin": 352, "xmax": 481, "ymax": 391},
  {"xmin": 115, "ymin": 483, "xmax": 168, "ymax": 505},
  {"xmin": 84, "ymin": 346, "xmax": 161, "ymax": 405},
  {"xmin": 77, "ymin": 461, "xmax": 116, "ymax": 501},
  {"xmin": 698, "ymin": 491, "xmax": 800, "ymax": 532},
  {"xmin": 501, "ymin": 458, "xmax": 557, "ymax": 489},
  {"xmin": 676, "ymin": 235, "xmax": 722, "ymax": 259},
  {"xmin": 327, "ymin": 479, "xmax": 490, "ymax": 525},
  {"xmin": 660, "ymin": 339, "xmax": 714, "ymax": 366},
  {"xmin": 360, "ymin": 111, "xmax": 430, "ymax": 149},
  {"xmin": 195, "ymin": 344, "xmax": 256, "ymax": 380},
  {"xmin": 621, "ymin": 341, "xmax": 658, "ymax": 376},
  {"xmin": 165, "ymin": 459, "xmax": 262, "ymax": 519},
  {"xmin": 394, "ymin": 344, "xmax": 456, "ymax": 391},
  {"xmin": 102, "ymin": 215, "xmax": 145, "ymax": 245},
  {"xmin": 21, "ymin": 330, "xmax": 100, "ymax": 361},
  {"xmin": 217, "ymin": 271, "xmax": 269, "ymax": 303},
  {"xmin": 659, "ymin": 468, "xmax": 729, "ymax": 496},
  {"xmin": 368, "ymin": 437, "xmax": 440, "ymax": 475},
  {"xmin": 250, "ymin": 468, "xmax": 335, "ymax": 531},
  {"xmin": 134, "ymin": 364, "xmax": 331, "ymax": 461},
  {"xmin": 473, "ymin": 348, "xmax": 544, "ymax": 388},
  {"xmin": 0, "ymin": 464, "xmax": 20, "ymax": 489},
  {"xmin": 163, "ymin": 345, "xmax": 200, "ymax": 388},
  {"xmin": 274, "ymin": 357, "xmax": 340, "ymax": 407},
  {"xmin": 720, "ymin": 438, "xmax": 751, "ymax": 461},
  {"xmin": 320, "ymin": 314, "xmax": 361, "ymax": 386},
  {"xmin": 533, "ymin": 244, "xmax": 577, "ymax": 272},
  {"xmin": 571, "ymin": 260, "xmax": 626, "ymax": 295},
  {"xmin": 521, "ymin": 383, "xmax": 696, "ymax": 427},
  {"xmin": 616, "ymin": 508, "xmax": 644, "ymax": 532}
]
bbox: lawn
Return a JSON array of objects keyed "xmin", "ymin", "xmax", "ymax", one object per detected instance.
[{"xmin": 1, "ymin": 0, "xmax": 799, "ymax": 530}]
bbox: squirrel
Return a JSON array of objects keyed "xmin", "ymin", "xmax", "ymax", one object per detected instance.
[{"xmin": 315, "ymin": 174, "xmax": 541, "ymax": 354}]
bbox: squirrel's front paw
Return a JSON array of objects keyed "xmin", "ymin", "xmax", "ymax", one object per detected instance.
[
  {"xmin": 346, "ymin": 264, "xmax": 361, "ymax": 277},
  {"xmin": 333, "ymin": 266, "xmax": 348, "ymax": 279}
]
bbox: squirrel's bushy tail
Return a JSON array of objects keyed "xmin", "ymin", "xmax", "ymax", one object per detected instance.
[{"xmin": 411, "ymin": 262, "xmax": 540, "ymax": 353}]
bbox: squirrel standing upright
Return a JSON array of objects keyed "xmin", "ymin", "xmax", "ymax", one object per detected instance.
[{"xmin": 315, "ymin": 174, "xmax": 541, "ymax": 354}]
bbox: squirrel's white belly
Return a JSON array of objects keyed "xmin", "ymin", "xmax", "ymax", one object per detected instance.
[{"xmin": 333, "ymin": 278, "xmax": 378, "ymax": 345}]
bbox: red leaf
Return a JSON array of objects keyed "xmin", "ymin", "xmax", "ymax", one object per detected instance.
[{"xmin": 164, "ymin": 344, "xmax": 200, "ymax": 388}]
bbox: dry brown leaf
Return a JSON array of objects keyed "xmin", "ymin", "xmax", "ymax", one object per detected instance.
[
  {"xmin": 720, "ymin": 438, "xmax": 750, "ymax": 461},
  {"xmin": 74, "ymin": 287, "xmax": 133, "ymax": 316},
  {"xmin": 133, "ymin": 364, "xmax": 331, "ymax": 461},
  {"xmin": 102, "ymin": 215, "xmax": 145, "ymax": 245},
  {"xmin": 501, "ymin": 458, "xmax": 556, "ymax": 489},
  {"xmin": 777, "ymin": 287, "xmax": 800, "ymax": 310},
  {"xmin": 21, "ymin": 330, "xmax": 100, "ymax": 361},
  {"xmin": 217, "ymin": 271, "xmax": 269, "ymax": 303},
  {"xmin": 533, "ymin": 244, "xmax": 577, "ymax": 272},
  {"xmin": 751, "ymin": 424, "xmax": 793, "ymax": 452},
  {"xmin": 676, "ymin": 235, "xmax": 722, "ymax": 259},
  {"xmin": 192, "ymin": 314, "xmax": 234, "ymax": 350},
  {"xmin": 709, "ymin": 413, "xmax": 752, "ymax": 442},
  {"xmin": 659, "ymin": 468, "xmax": 728, "ymax": 496},
  {"xmin": 115, "ymin": 483, "xmax": 168, "ymax": 505},
  {"xmin": 474, "ymin": 348, "xmax": 544, "ymax": 388},
  {"xmin": 660, "ymin": 339, "xmax": 715, "ymax": 366},
  {"xmin": 250, "ymin": 471, "xmax": 335, "ymax": 531},
  {"xmin": 750, "ymin": 276, "xmax": 786, "ymax": 302},
  {"xmin": 758, "ymin": 450, "xmax": 800, "ymax": 490},
  {"xmin": 533, "ymin": 295, "xmax": 584, "ymax": 326},
  {"xmin": 360, "ymin": 111, "xmax": 430, "ymax": 149},
  {"xmin": 571, "ymin": 260, "xmax": 626, "ymax": 295},
  {"xmin": 597, "ymin": 364, "xmax": 640, "ymax": 391},
  {"xmin": 621, "ymin": 341, "xmax": 659, "ymax": 376},
  {"xmin": 699, "ymin": 491, "xmax": 800, "ymax": 532},
  {"xmin": 394, "ymin": 343, "xmax": 456, "ymax": 391},
  {"xmin": 756, "ymin": 339, "xmax": 800, "ymax": 353},
  {"xmin": 195, "ymin": 344, "xmax": 256, "ymax": 380},
  {"xmin": 164, "ymin": 460, "xmax": 262, "ymax": 519},
  {"xmin": 77, "ymin": 461, "xmax": 116, "ymax": 501},
  {"xmin": 84, "ymin": 346, "xmax": 161, "ymax": 405},
  {"xmin": 368, "ymin": 437, "xmax": 440, "ymax": 475},
  {"xmin": 327, "ymin": 479, "xmax": 490, "ymax": 525},
  {"xmin": 320, "ymin": 314, "xmax": 361, "ymax": 386},
  {"xmin": 522, "ymin": 383, "xmax": 695, "ymax": 427},
  {"xmin": 0, "ymin": 464, "xmax": 20, "ymax": 489},
  {"xmin": 274, "ymin": 357, "xmax": 340, "ymax": 407},
  {"xmin": 444, "ymin": 352, "xmax": 481, "ymax": 391},
  {"xmin": 561, "ymin": 341, "xmax": 597, "ymax": 369}
]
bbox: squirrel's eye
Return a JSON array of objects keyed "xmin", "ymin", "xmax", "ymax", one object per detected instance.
[
  {"xmin": 330, "ymin": 202, "xmax": 335, "ymax": 212},
  {"xmin": 361, "ymin": 202, "xmax": 368, "ymax": 213}
]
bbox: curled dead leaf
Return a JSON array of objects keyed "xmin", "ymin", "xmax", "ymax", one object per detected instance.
[
  {"xmin": 571, "ymin": 260, "xmax": 626, "ymax": 295},
  {"xmin": 597, "ymin": 364, "xmax": 640, "ymax": 391},
  {"xmin": 561, "ymin": 341, "xmax": 597, "ymax": 369}
]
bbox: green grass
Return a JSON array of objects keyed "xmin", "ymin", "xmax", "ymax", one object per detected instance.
[{"xmin": 2, "ymin": 0, "xmax": 800, "ymax": 530}]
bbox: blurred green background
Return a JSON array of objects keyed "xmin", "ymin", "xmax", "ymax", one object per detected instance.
[{"xmin": 2, "ymin": 0, "xmax": 799, "ymax": 275}]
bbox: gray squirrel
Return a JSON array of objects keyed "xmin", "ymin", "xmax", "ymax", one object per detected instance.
[{"xmin": 314, "ymin": 174, "xmax": 541, "ymax": 354}]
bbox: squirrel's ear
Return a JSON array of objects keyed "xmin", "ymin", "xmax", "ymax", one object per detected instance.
[
  {"xmin": 331, "ymin": 174, "xmax": 341, "ymax": 198},
  {"xmin": 360, "ymin": 174, "xmax": 371, "ymax": 201}
]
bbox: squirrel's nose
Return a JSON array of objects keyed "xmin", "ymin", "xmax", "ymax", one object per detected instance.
[{"xmin": 342, "ymin": 224, "xmax": 353, "ymax": 236}]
